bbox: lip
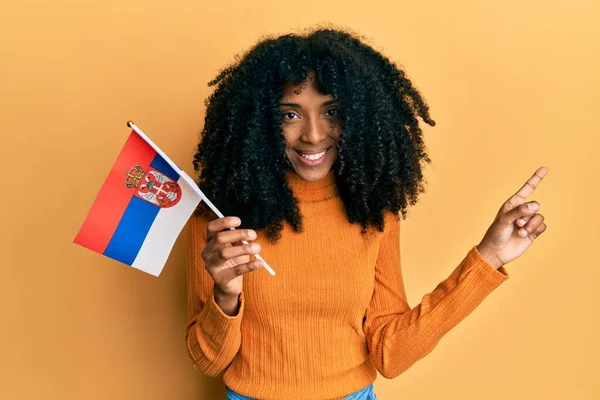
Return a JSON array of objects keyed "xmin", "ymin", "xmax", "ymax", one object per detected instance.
[
  {"xmin": 293, "ymin": 147, "xmax": 331, "ymax": 167},
  {"xmin": 294, "ymin": 147, "xmax": 331, "ymax": 155}
]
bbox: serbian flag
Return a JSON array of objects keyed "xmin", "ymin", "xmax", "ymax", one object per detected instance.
[{"xmin": 74, "ymin": 122, "xmax": 203, "ymax": 276}]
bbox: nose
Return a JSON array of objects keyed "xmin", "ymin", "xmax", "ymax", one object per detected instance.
[{"xmin": 300, "ymin": 116, "xmax": 329, "ymax": 145}]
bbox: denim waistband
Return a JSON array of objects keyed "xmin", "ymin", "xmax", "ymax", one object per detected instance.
[{"xmin": 225, "ymin": 382, "xmax": 376, "ymax": 400}]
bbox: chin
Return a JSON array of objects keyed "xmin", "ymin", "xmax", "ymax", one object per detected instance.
[
  {"xmin": 289, "ymin": 159, "xmax": 337, "ymax": 182},
  {"xmin": 294, "ymin": 168, "xmax": 330, "ymax": 181}
]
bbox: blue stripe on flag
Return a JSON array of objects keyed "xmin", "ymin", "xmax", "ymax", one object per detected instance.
[
  {"xmin": 103, "ymin": 196, "xmax": 160, "ymax": 265},
  {"xmin": 150, "ymin": 153, "xmax": 179, "ymax": 181}
]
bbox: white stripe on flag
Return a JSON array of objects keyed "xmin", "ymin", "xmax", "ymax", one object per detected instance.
[{"xmin": 132, "ymin": 176, "xmax": 202, "ymax": 276}]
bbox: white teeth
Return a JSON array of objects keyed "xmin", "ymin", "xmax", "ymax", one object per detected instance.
[{"xmin": 300, "ymin": 150, "xmax": 326, "ymax": 160}]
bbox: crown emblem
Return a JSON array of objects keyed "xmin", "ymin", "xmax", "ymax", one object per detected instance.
[
  {"xmin": 125, "ymin": 165, "xmax": 145, "ymax": 189},
  {"xmin": 123, "ymin": 164, "xmax": 182, "ymax": 208}
]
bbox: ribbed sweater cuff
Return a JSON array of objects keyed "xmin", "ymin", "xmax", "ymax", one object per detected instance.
[
  {"xmin": 469, "ymin": 245, "xmax": 510, "ymax": 281},
  {"xmin": 189, "ymin": 287, "xmax": 245, "ymax": 370},
  {"xmin": 200, "ymin": 287, "xmax": 245, "ymax": 332}
]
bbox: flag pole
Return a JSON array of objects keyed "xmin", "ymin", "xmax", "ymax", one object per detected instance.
[{"xmin": 126, "ymin": 121, "xmax": 276, "ymax": 276}]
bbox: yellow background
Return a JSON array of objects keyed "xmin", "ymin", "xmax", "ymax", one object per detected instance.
[{"xmin": 2, "ymin": 0, "xmax": 598, "ymax": 398}]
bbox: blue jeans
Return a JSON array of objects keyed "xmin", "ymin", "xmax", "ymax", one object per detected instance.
[{"xmin": 225, "ymin": 382, "xmax": 376, "ymax": 400}]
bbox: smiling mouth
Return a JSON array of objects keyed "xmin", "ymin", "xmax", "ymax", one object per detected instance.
[
  {"xmin": 295, "ymin": 147, "xmax": 329, "ymax": 160},
  {"xmin": 293, "ymin": 147, "xmax": 332, "ymax": 167}
]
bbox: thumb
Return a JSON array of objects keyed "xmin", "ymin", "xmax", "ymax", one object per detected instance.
[{"xmin": 500, "ymin": 201, "xmax": 539, "ymax": 226}]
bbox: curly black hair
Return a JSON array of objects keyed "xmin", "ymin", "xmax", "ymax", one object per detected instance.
[{"xmin": 192, "ymin": 26, "xmax": 435, "ymax": 243}]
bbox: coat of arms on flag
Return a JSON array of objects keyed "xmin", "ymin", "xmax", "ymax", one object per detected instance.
[{"xmin": 126, "ymin": 165, "xmax": 182, "ymax": 208}]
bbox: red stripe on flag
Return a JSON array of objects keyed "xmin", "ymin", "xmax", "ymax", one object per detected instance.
[{"xmin": 74, "ymin": 131, "xmax": 157, "ymax": 254}]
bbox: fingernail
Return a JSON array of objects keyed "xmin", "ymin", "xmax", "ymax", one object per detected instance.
[
  {"xmin": 251, "ymin": 244, "xmax": 261, "ymax": 253},
  {"xmin": 520, "ymin": 229, "xmax": 528, "ymax": 236},
  {"xmin": 528, "ymin": 203, "xmax": 539, "ymax": 211},
  {"xmin": 248, "ymin": 230, "xmax": 257, "ymax": 239},
  {"xmin": 518, "ymin": 218, "xmax": 526, "ymax": 225}
]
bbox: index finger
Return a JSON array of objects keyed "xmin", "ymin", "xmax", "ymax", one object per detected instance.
[
  {"xmin": 206, "ymin": 216, "xmax": 241, "ymax": 242},
  {"xmin": 513, "ymin": 166, "xmax": 548, "ymax": 199}
]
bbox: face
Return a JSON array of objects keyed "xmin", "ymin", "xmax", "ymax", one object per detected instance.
[{"xmin": 279, "ymin": 72, "xmax": 341, "ymax": 182}]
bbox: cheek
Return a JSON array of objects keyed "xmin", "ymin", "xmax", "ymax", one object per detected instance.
[
  {"xmin": 330, "ymin": 146, "xmax": 339, "ymax": 160},
  {"xmin": 282, "ymin": 125, "xmax": 300, "ymax": 146},
  {"xmin": 328, "ymin": 127, "xmax": 342, "ymax": 142}
]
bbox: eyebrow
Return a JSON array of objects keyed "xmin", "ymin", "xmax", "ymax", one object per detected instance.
[{"xmin": 279, "ymin": 99, "xmax": 339, "ymax": 108}]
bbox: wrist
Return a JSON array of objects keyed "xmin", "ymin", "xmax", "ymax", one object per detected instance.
[
  {"xmin": 213, "ymin": 285, "xmax": 241, "ymax": 316},
  {"xmin": 476, "ymin": 245, "xmax": 504, "ymax": 269}
]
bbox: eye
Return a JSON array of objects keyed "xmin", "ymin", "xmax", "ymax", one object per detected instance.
[
  {"xmin": 282, "ymin": 112, "xmax": 299, "ymax": 120},
  {"xmin": 325, "ymin": 108, "xmax": 339, "ymax": 117}
]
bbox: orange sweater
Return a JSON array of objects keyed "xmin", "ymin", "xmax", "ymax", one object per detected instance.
[{"xmin": 185, "ymin": 170, "xmax": 509, "ymax": 400}]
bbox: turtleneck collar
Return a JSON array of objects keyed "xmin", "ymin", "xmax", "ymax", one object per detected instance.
[{"xmin": 285, "ymin": 169, "xmax": 339, "ymax": 203}]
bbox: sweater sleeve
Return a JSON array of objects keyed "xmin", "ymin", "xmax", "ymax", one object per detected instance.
[
  {"xmin": 363, "ymin": 213, "xmax": 509, "ymax": 379},
  {"xmin": 184, "ymin": 214, "xmax": 245, "ymax": 377}
]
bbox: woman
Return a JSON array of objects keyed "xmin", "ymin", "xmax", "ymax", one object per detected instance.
[{"xmin": 185, "ymin": 27, "xmax": 547, "ymax": 400}]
